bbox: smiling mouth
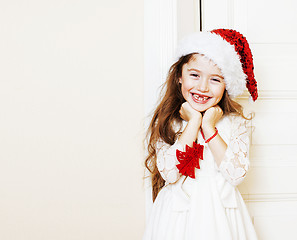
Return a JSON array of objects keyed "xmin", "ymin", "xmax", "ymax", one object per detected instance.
[{"xmin": 191, "ymin": 93, "xmax": 211, "ymax": 103}]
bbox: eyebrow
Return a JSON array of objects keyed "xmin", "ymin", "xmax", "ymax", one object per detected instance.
[
  {"xmin": 212, "ymin": 74, "xmax": 224, "ymax": 79},
  {"xmin": 187, "ymin": 68, "xmax": 224, "ymax": 79}
]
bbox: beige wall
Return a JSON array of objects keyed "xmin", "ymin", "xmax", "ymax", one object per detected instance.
[{"xmin": 0, "ymin": 1, "xmax": 145, "ymax": 239}]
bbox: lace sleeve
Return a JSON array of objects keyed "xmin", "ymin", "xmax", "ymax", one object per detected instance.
[
  {"xmin": 156, "ymin": 140, "xmax": 183, "ymax": 184},
  {"xmin": 217, "ymin": 117, "xmax": 250, "ymax": 186}
]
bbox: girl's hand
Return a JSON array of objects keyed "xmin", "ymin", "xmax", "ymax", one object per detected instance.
[
  {"xmin": 179, "ymin": 102, "xmax": 202, "ymax": 123},
  {"xmin": 177, "ymin": 102, "xmax": 202, "ymax": 147},
  {"xmin": 201, "ymin": 105, "xmax": 223, "ymax": 130}
]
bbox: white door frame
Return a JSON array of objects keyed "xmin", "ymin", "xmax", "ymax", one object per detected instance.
[
  {"xmin": 144, "ymin": 0, "xmax": 177, "ymax": 121},
  {"xmin": 143, "ymin": 0, "xmax": 201, "ymax": 220}
]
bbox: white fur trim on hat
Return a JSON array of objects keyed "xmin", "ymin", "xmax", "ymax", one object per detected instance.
[{"xmin": 175, "ymin": 32, "xmax": 246, "ymax": 98}]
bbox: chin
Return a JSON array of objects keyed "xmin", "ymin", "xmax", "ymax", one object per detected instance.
[
  {"xmin": 190, "ymin": 103, "xmax": 210, "ymax": 113},
  {"xmin": 187, "ymin": 96, "xmax": 217, "ymax": 113}
]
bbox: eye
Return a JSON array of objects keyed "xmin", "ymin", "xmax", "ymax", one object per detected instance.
[
  {"xmin": 190, "ymin": 73, "xmax": 199, "ymax": 78},
  {"xmin": 211, "ymin": 78, "xmax": 221, "ymax": 82}
]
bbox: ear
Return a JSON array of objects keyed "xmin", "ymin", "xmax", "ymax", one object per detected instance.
[{"xmin": 178, "ymin": 78, "xmax": 182, "ymax": 84}]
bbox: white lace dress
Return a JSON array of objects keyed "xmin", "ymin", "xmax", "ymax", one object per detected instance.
[{"xmin": 143, "ymin": 115, "xmax": 258, "ymax": 240}]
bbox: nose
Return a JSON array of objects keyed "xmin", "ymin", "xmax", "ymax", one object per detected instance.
[{"xmin": 196, "ymin": 78, "xmax": 209, "ymax": 92}]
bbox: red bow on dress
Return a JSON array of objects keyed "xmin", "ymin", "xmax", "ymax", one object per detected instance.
[{"xmin": 176, "ymin": 142, "xmax": 204, "ymax": 179}]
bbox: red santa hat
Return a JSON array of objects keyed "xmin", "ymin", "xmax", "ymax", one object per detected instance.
[{"xmin": 175, "ymin": 29, "xmax": 258, "ymax": 101}]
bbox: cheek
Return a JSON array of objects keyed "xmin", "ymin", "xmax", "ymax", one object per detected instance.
[
  {"xmin": 181, "ymin": 79, "xmax": 192, "ymax": 91},
  {"xmin": 180, "ymin": 85, "xmax": 187, "ymax": 99},
  {"xmin": 180, "ymin": 80, "xmax": 191, "ymax": 95},
  {"xmin": 214, "ymin": 86, "xmax": 225, "ymax": 101}
]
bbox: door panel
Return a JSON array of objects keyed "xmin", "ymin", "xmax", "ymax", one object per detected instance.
[{"xmin": 178, "ymin": 0, "xmax": 297, "ymax": 238}]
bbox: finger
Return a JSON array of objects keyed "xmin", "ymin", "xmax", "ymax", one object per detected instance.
[
  {"xmin": 179, "ymin": 113, "xmax": 185, "ymax": 120},
  {"xmin": 214, "ymin": 105, "xmax": 222, "ymax": 111},
  {"xmin": 217, "ymin": 107, "xmax": 223, "ymax": 115}
]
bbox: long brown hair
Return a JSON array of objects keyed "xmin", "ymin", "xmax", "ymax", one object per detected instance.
[{"xmin": 145, "ymin": 53, "xmax": 248, "ymax": 202}]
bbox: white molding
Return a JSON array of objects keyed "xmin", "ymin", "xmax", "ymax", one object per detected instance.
[
  {"xmin": 233, "ymin": 0, "xmax": 248, "ymax": 36},
  {"xmin": 159, "ymin": 0, "xmax": 177, "ymax": 82},
  {"xmin": 242, "ymin": 193, "xmax": 297, "ymax": 202},
  {"xmin": 144, "ymin": 0, "xmax": 177, "ymax": 222},
  {"xmin": 227, "ymin": 0, "xmax": 234, "ymax": 28},
  {"xmin": 194, "ymin": 0, "xmax": 201, "ymax": 32},
  {"xmin": 250, "ymin": 159, "xmax": 297, "ymax": 167},
  {"xmin": 144, "ymin": 0, "xmax": 177, "ymax": 120},
  {"xmin": 236, "ymin": 90, "xmax": 297, "ymax": 100}
]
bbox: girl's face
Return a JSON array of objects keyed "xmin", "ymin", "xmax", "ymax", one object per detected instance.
[{"xmin": 179, "ymin": 54, "xmax": 225, "ymax": 112}]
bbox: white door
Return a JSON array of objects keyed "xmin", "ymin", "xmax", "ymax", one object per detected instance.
[
  {"xmin": 144, "ymin": 0, "xmax": 297, "ymax": 238},
  {"xmin": 192, "ymin": 0, "xmax": 297, "ymax": 239}
]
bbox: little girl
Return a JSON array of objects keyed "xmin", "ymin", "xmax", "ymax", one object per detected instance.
[{"xmin": 143, "ymin": 29, "xmax": 258, "ymax": 240}]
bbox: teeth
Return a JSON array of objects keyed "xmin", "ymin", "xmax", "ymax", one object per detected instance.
[{"xmin": 193, "ymin": 94, "xmax": 208, "ymax": 101}]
